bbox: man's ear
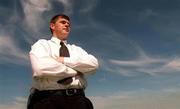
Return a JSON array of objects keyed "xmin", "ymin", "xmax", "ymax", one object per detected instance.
[{"xmin": 50, "ymin": 23, "xmax": 55, "ymax": 30}]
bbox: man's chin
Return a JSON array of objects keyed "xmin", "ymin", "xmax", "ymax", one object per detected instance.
[{"xmin": 62, "ymin": 35, "xmax": 69, "ymax": 40}]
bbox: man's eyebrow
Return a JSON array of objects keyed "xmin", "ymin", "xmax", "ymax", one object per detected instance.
[
  {"xmin": 60, "ymin": 19, "xmax": 70, "ymax": 23},
  {"xmin": 60, "ymin": 20, "xmax": 70, "ymax": 26}
]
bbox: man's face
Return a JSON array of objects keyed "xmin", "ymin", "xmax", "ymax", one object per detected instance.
[{"xmin": 51, "ymin": 17, "xmax": 71, "ymax": 40}]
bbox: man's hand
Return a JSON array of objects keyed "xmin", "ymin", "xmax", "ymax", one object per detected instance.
[{"xmin": 57, "ymin": 57, "xmax": 64, "ymax": 63}]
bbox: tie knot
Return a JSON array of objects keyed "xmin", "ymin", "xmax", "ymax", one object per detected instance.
[{"xmin": 60, "ymin": 41, "xmax": 64, "ymax": 46}]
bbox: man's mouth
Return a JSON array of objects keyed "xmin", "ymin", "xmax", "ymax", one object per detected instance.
[{"xmin": 63, "ymin": 28, "xmax": 70, "ymax": 32}]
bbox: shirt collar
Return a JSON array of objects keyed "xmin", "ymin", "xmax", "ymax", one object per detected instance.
[{"xmin": 51, "ymin": 36, "xmax": 67, "ymax": 45}]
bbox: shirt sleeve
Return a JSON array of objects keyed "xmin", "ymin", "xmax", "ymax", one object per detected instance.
[
  {"xmin": 29, "ymin": 39, "xmax": 77, "ymax": 79},
  {"xmin": 63, "ymin": 45, "xmax": 99, "ymax": 75}
]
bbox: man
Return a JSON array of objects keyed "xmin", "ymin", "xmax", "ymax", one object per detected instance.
[{"xmin": 27, "ymin": 14, "xmax": 99, "ymax": 109}]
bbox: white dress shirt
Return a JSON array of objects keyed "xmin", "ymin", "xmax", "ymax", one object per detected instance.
[{"xmin": 29, "ymin": 37, "xmax": 99, "ymax": 90}]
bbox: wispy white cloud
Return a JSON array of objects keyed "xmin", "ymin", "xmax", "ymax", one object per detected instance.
[
  {"xmin": 0, "ymin": 4, "xmax": 29, "ymax": 66},
  {"xmin": 157, "ymin": 58, "xmax": 180, "ymax": 73},
  {"xmin": 101, "ymin": 43, "xmax": 180, "ymax": 76},
  {"xmin": 20, "ymin": 0, "xmax": 51, "ymax": 33},
  {"xmin": 137, "ymin": 9, "xmax": 159, "ymax": 22},
  {"xmin": 90, "ymin": 88, "xmax": 180, "ymax": 109},
  {"xmin": 0, "ymin": 97, "xmax": 27, "ymax": 109},
  {"xmin": 164, "ymin": 58, "xmax": 180, "ymax": 70},
  {"xmin": 138, "ymin": 8, "xmax": 180, "ymax": 41},
  {"xmin": 57, "ymin": 0, "xmax": 74, "ymax": 15},
  {"xmin": 0, "ymin": 34, "xmax": 28, "ymax": 66},
  {"xmin": 79, "ymin": 0, "xmax": 98, "ymax": 14}
]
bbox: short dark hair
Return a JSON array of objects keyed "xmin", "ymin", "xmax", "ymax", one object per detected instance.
[{"xmin": 49, "ymin": 14, "xmax": 70, "ymax": 33}]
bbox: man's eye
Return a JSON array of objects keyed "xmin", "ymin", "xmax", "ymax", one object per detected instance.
[
  {"xmin": 59, "ymin": 21, "xmax": 70, "ymax": 27},
  {"xmin": 61, "ymin": 21, "xmax": 66, "ymax": 24}
]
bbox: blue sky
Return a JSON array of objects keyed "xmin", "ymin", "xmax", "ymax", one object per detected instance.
[{"xmin": 1, "ymin": 0, "xmax": 180, "ymax": 109}]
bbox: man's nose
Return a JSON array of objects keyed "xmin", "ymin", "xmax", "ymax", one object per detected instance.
[{"xmin": 65, "ymin": 23, "xmax": 70, "ymax": 27}]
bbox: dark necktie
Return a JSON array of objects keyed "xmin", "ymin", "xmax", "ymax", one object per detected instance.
[
  {"xmin": 57, "ymin": 41, "xmax": 73, "ymax": 85},
  {"xmin": 59, "ymin": 41, "xmax": 70, "ymax": 57}
]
